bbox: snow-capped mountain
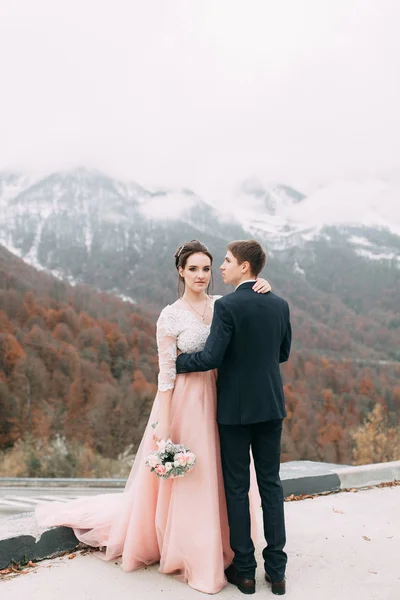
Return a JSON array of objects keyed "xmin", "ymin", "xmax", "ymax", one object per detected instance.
[
  {"xmin": 234, "ymin": 178, "xmax": 305, "ymax": 217},
  {"xmin": 227, "ymin": 175, "xmax": 400, "ymax": 248},
  {"xmin": 1, "ymin": 166, "xmax": 400, "ymax": 278},
  {"xmin": 216, "ymin": 178, "xmax": 306, "ymax": 238},
  {"xmin": 1, "ymin": 166, "xmax": 399, "ymax": 361},
  {"xmin": 0, "ymin": 167, "xmax": 247, "ymax": 275},
  {"xmin": 2, "ymin": 167, "xmax": 400, "ymax": 247},
  {"xmin": 0, "ymin": 167, "xmax": 243, "ymax": 303},
  {"xmin": 0, "ymin": 171, "xmax": 34, "ymax": 205}
]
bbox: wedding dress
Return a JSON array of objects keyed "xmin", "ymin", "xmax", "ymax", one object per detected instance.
[{"xmin": 36, "ymin": 296, "xmax": 243, "ymax": 594}]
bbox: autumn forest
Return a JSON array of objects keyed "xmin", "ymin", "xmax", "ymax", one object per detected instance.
[{"xmin": 0, "ymin": 244, "xmax": 399, "ymax": 477}]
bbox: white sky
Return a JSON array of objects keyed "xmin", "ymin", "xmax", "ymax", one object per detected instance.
[{"xmin": 0, "ymin": 0, "xmax": 399, "ymax": 200}]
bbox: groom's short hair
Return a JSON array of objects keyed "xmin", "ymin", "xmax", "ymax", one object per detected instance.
[{"xmin": 227, "ymin": 240, "xmax": 266, "ymax": 277}]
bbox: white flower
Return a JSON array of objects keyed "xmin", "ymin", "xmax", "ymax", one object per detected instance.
[
  {"xmin": 165, "ymin": 441, "xmax": 174, "ymax": 453},
  {"xmin": 165, "ymin": 462, "xmax": 173, "ymax": 472},
  {"xmin": 147, "ymin": 454, "xmax": 160, "ymax": 468},
  {"xmin": 157, "ymin": 440, "xmax": 166, "ymax": 452}
]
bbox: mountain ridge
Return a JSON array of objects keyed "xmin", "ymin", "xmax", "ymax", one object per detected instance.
[{"xmin": 1, "ymin": 166, "xmax": 399, "ymax": 363}]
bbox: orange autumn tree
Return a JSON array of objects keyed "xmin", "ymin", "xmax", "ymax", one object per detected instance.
[
  {"xmin": 351, "ymin": 403, "xmax": 400, "ymax": 464},
  {"xmin": 0, "ymin": 334, "xmax": 25, "ymax": 375}
]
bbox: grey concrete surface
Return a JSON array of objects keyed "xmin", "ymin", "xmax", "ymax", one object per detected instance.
[
  {"xmin": 0, "ymin": 488, "xmax": 121, "ymax": 516},
  {"xmin": 0, "ymin": 513, "xmax": 78, "ymax": 571},
  {"xmin": 1, "ymin": 460, "xmax": 399, "ymax": 571},
  {"xmin": 337, "ymin": 460, "xmax": 400, "ymax": 489},
  {"xmin": 0, "ymin": 478, "xmax": 126, "ymax": 490},
  {"xmin": 2, "ymin": 485, "xmax": 399, "ymax": 600}
]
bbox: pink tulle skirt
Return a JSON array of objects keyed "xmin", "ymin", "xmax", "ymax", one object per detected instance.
[{"xmin": 36, "ymin": 371, "xmax": 254, "ymax": 594}]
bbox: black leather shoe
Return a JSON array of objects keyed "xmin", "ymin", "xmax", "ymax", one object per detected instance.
[
  {"xmin": 225, "ymin": 564, "xmax": 255, "ymax": 595},
  {"xmin": 265, "ymin": 572, "xmax": 286, "ymax": 595}
]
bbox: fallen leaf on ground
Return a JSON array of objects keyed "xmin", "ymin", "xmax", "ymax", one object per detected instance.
[
  {"xmin": 368, "ymin": 570, "xmax": 378, "ymax": 574},
  {"xmin": 362, "ymin": 536, "xmax": 371, "ymax": 541},
  {"xmin": 27, "ymin": 561, "xmax": 37, "ymax": 568},
  {"xmin": 68, "ymin": 553, "xmax": 77, "ymax": 560},
  {"xmin": 379, "ymin": 481, "xmax": 400, "ymax": 488},
  {"xmin": 283, "ymin": 480, "xmax": 399, "ymax": 504},
  {"xmin": 333, "ymin": 508, "xmax": 345, "ymax": 514},
  {"xmin": 285, "ymin": 492, "xmax": 317, "ymax": 502}
]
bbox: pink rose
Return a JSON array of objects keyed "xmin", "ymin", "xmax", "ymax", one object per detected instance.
[
  {"xmin": 173, "ymin": 452, "xmax": 187, "ymax": 467},
  {"xmin": 185, "ymin": 452, "xmax": 196, "ymax": 466},
  {"xmin": 155, "ymin": 464, "xmax": 166, "ymax": 475}
]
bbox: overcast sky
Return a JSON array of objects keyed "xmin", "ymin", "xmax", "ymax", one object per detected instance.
[{"xmin": 0, "ymin": 0, "xmax": 399, "ymax": 200}]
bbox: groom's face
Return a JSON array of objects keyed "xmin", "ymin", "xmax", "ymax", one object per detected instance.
[{"xmin": 220, "ymin": 251, "xmax": 244, "ymax": 285}]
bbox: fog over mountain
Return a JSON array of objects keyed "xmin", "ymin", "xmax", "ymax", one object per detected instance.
[{"xmin": 1, "ymin": 1, "xmax": 400, "ymax": 197}]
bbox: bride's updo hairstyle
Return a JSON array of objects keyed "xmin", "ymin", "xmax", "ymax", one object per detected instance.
[{"xmin": 174, "ymin": 240, "xmax": 214, "ymax": 296}]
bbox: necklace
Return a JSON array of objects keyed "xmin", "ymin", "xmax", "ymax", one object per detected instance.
[{"xmin": 183, "ymin": 295, "xmax": 209, "ymax": 322}]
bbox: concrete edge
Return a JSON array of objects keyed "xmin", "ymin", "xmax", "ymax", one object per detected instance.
[
  {"xmin": 1, "ymin": 460, "xmax": 399, "ymax": 570},
  {"xmin": 0, "ymin": 526, "xmax": 79, "ymax": 570},
  {"xmin": 337, "ymin": 460, "xmax": 400, "ymax": 490},
  {"xmin": 282, "ymin": 473, "xmax": 341, "ymax": 497},
  {"xmin": 0, "ymin": 477, "xmax": 126, "ymax": 489}
]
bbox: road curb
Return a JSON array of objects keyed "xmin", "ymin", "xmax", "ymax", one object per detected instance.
[
  {"xmin": 337, "ymin": 460, "xmax": 400, "ymax": 490},
  {"xmin": 282, "ymin": 473, "xmax": 341, "ymax": 496},
  {"xmin": 1, "ymin": 460, "xmax": 399, "ymax": 570},
  {"xmin": 0, "ymin": 515, "xmax": 78, "ymax": 571}
]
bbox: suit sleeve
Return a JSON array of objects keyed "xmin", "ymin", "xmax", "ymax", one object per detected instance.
[
  {"xmin": 279, "ymin": 301, "xmax": 291, "ymax": 363},
  {"xmin": 176, "ymin": 300, "xmax": 233, "ymax": 373}
]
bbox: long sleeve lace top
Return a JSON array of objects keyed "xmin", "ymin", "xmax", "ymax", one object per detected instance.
[{"xmin": 156, "ymin": 297, "xmax": 221, "ymax": 392}]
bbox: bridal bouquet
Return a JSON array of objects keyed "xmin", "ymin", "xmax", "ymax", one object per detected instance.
[{"xmin": 145, "ymin": 427, "xmax": 196, "ymax": 479}]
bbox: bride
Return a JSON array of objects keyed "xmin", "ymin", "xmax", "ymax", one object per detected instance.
[{"xmin": 36, "ymin": 239, "xmax": 271, "ymax": 594}]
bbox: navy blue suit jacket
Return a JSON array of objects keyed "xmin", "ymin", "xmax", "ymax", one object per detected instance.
[{"xmin": 176, "ymin": 282, "xmax": 291, "ymax": 425}]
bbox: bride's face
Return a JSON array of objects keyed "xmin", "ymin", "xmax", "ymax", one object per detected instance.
[{"xmin": 179, "ymin": 252, "xmax": 212, "ymax": 293}]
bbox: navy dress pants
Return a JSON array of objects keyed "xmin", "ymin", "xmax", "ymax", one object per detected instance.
[{"xmin": 218, "ymin": 419, "xmax": 287, "ymax": 582}]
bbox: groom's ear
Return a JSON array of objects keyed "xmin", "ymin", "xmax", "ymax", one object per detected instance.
[{"xmin": 241, "ymin": 260, "xmax": 250, "ymax": 274}]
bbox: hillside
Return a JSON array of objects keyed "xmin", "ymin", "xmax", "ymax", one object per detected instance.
[
  {"xmin": 0, "ymin": 244, "xmax": 158, "ymax": 457},
  {"xmin": 1, "ymin": 244, "xmax": 399, "ymax": 468}
]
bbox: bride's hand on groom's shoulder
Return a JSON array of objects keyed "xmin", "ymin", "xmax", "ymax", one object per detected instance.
[{"xmin": 253, "ymin": 278, "xmax": 271, "ymax": 294}]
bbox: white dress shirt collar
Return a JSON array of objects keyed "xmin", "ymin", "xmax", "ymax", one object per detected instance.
[{"xmin": 235, "ymin": 279, "xmax": 257, "ymax": 291}]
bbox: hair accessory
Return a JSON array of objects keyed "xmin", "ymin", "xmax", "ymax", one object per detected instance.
[{"xmin": 177, "ymin": 245, "xmax": 185, "ymax": 258}]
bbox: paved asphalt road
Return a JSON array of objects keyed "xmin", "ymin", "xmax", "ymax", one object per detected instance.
[{"xmin": 0, "ymin": 487, "xmax": 120, "ymax": 515}]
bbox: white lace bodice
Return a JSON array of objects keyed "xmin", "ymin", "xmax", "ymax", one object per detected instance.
[{"xmin": 156, "ymin": 296, "xmax": 222, "ymax": 392}]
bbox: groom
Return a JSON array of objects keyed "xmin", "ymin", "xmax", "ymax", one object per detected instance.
[{"xmin": 176, "ymin": 239, "xmax": 291, "ymax": 596}]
